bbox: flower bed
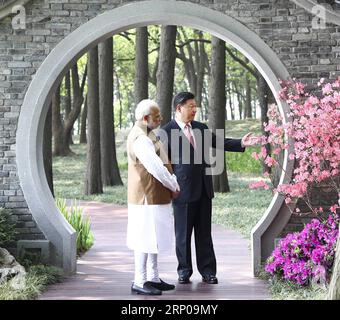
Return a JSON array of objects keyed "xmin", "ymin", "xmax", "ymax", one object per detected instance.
[{"xmin": 265, "ymin": 211, "xmax": 339, "ymax": 285}]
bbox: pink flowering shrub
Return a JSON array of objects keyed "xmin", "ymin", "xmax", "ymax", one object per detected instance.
[
  {"xmin": 248, "ymin": 78, "xmax": 340, "ymax": 285},
  {"xmin": 249, "ymin": 78, "xmax": 339, "ymax": 209}
]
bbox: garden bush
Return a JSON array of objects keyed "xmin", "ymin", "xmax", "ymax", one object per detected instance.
[
  {"xmin": 0, "ymin": 208, "xmax": 17, "ymax": 247},
  {"xmin": 265, "ymin": 211, "xmax": 339, "ymax": 286},
  {"xmin": 56, "ymin": 199, "xmax": 94, "ymax": 255}
]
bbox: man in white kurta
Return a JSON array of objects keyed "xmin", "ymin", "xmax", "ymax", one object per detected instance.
[{"xmin": 127, "ymin": 99, "xmax": 179, "ymax": 295}]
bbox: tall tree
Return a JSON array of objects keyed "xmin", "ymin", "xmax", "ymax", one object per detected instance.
[
  {"xmin": 51, "ymin": 83, "xmax": 67, "ymax": 156},
  {"xmin": 98, "ymin": 37, "xmax": 123, "ymax": 186},
  {"xmin": 208, "ymin": 36, "xmax": 229, "ymax": 193},
  {"xmin": 64, "ymin": 70, "xmax": 74, "ymax": 145},
  {"xmin": 176, "ymin": 29, "xmax": 208, "ymax": 121},
  {"xmin": 156, "ymin": 25, "xmax": 177, "ymax": 125},
  {"xmin": 244, "ymin": 72, "xmax": 252, "ymax": 119},
  {"xmin": 233, "ymin": 81, "xmax": 243, "ymax": 120},
  {"xmin": 84, "ymin": 46, "xmax": 103, "ymax": 195},
  {"xmin": 52, "ymin": 63, "xmax": 87, "ymax": 155},
  {"xmin": 134, "ymin": 27, "xmax": 149, "ymax": 105},
  {"xmin": 79, "ymin": 95, "xmax": 87, "ymax": 144},
  {"xmin": 43, "ymin": 103, "xmax": 54, "ymax": 196}
]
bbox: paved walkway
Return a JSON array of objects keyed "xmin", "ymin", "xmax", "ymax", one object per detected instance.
[{"xmin": 39, "ymin": 201, "xmax": 270, "ymax": 300}]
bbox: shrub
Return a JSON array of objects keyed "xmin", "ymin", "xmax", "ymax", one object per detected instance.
[
  {"xmin": 0, "ymin": 208, "xmax": 17, "ymax": 247},
  {"xmin": 265, "ymin": 212, "xmax": 339, "ymax": 286},
  {"xmin": 56, "ymin": 199, "xmax": 94, "ymax": 255},
  {"xmin": 0, "ymin": 265, "xmax": 63, "ymax": 300}
]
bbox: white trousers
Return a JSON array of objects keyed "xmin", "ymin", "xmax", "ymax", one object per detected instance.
[{"xmin": 134, "ymin": 251, "xmax": 161, "ymax": 287}]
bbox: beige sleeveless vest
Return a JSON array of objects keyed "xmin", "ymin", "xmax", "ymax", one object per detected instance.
[{"xmin": 127, "ymin": 122, "xmax": 173, "ymax": 205}]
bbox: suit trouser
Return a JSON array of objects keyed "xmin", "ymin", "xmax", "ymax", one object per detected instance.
[{"xmin": 173, "ymin": 189, "xmax": 216, "ymax": 277}]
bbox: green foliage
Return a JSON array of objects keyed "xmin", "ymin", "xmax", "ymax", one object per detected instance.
[
  {"xmin": 225, "ymin": 118, "xmax": 263, "ymax": 174},
  {"xmin": 256, "ymin": 268, "xmax": 328, "ymax": 300},
  {"xmin": 53, "ymin": 143, "xmax": 127, "ymax": 205},
  {"xmin": 212, "ymin": 172, "xmax": 273, "ymax": 239},
  {"xmin": 17, "ymin": 250, "xmax": 44, "ymax": 269},
  {"xmin": 110, "ymin": 25, "xmax": 258, "ymax": 128},
  {"xmin": 0, "ymin": 208, "xmax": 17, "ymax": 247},
  {"xmin": 56, "ymin": 198, "xmax": 94, "ymax": 255},
  {"xmin": 225, "ymin": 118, "xmax": 263, "ymax": 137},
  {"xmin": 226, "ymin": 147, "xmax": 262, "ymax": 174},
  {"xmin": 0, "ymin": 265, "xmax": 63, "ymax": 300}
]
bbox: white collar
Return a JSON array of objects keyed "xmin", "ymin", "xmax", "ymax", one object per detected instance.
[{"xmin": 175, "ymin": 117, "xmax": 192, "ymax": 131}]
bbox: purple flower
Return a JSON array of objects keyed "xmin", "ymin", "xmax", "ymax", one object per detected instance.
[{"xmin": 265, "ymin": 212, "xmax": 339, "ymax": 286}]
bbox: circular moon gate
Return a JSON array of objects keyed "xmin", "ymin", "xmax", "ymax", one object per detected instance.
[{"xmin": 16, "ymin": 0, "xmax": 294, "ymax": 274}]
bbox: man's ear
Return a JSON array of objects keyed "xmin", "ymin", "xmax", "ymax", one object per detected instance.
[{"xmin": 143, "ymin": 115, "xmax": 149, "ymax": 122}]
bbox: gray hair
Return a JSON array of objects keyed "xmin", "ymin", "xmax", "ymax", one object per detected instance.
[{"xmin": 135, "ymin": 99, "xmax": 159, "ymax": 121}]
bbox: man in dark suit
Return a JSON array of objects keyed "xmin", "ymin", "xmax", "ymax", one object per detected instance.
[{"xmin": 161, "ymin": 92, "xmax": 256, "ymax": 284}]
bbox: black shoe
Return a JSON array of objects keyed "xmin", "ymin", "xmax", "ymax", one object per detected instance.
[
  {"xmin": 146, "ymin": 279, "xmax": 175, "ymax": 291},
  {"xmin": 178, "ymin": 275, "xmax": 191, "ymax": 284},
  {"xmin": 131, "ymin": 282, "xmax": 162, "ymax": 295},
  {"xmin": 202, "ymin": 275, "xmax": 218, "ymax": 284}
]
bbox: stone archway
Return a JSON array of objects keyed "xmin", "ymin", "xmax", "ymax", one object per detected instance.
[{"xmin": 15, "ymin": 0, "xmax": 294, "ymax": 275}]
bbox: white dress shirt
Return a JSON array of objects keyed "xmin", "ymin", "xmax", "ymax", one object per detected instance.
[{"xmin": 175, "ymin": 117, "xmax": 197, "ymax": 147}]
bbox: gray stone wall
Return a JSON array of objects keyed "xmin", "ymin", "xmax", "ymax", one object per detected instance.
[{"xmin": 0, "ymin": 0, "xmax": 339, "ymax": 248}]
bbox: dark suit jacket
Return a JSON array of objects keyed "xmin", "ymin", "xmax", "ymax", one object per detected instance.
[{"xmin": 161, "ymin": 120, "xmax": 245, "ymax": 204}]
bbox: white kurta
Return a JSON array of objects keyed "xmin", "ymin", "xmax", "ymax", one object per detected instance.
[{"xmin": 127, "ymin": 134, "xmax": 179, "ymax": 254}]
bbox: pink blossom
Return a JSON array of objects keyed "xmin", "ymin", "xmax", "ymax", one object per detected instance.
[
  {"xmin": 249, "ymin": 180, "xmax": 270, "ymax": 190},
  {"xmin": 264, "ymin": 156, "xmax": 277, "ymax": 167},
  {"xmin": 251, "ymin": 152, "xmax": 259, "ymax": 160},
  {"xmin": 322, "ymin": 83, "xmax": 333, "ymax": 95},
  {"xmin": 249, "ymin": 78, "xmax": 339, "ymax": 258},
  {"xmin": 330, "ymin": 205, "xmax": 339, "ymax": 214}
]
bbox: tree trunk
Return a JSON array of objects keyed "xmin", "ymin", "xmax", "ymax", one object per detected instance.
[
  {"xmin": 64, "ymin": 63, "xmax": 87, "ymax": 151},
  {"xmin": 328, "ymin": 229, "xmax": 340, "ymax": 299},
  {"xmin": 156, "ymin": 25, "xmax": 177, "ymax": 125},
  {"xmin": 233, "ymin": 81, "xmax": 243, "ymax": 120},
  {"xmin": 257, "ymin": 72, "xmax": 273, "ymax": 175},
  {"xmin": 79, "ymin": 95, "xmax": 87, "ymax": 144},
  {"xmin": 99, "ymin": 37, "xmax": 123, "ymax": 187},
  {"xmin": 64, "ymin": 71, "xmax": 72, "ymax": 119},
  {"xmin": 52, "ymin": 84, "xmax": 69, "ymax": 156},
  {"xmin": 114, "ymin": 72, "xmax": 123, "ymax": 129},
  {"xmin": 208, "ymin": 36, "xmax": 229, "ymax": 193},
  {"xmin": 64, "ymin": 70, "xmax": 74, "ymax": 145},
  {"xmin": 179, "ymin": 28, "xmax": 197, "ymax": 95},
  {"xmin": 53, "ymin": 64, "xmax": 87, "ymax": 156},
  {"xmin": 84, "ymin": 46, "xmax": 103, "ymax": 195},
  {"xmin": 134, "ymin": 27, "xmax": 149, "ymax": 106},
  {"xmin": 43, "ymin": 103, "xmax": 54, "ymax": 197},
  {"xmin": 227, "ymin": 81, "xmax": 235, "ymax": 120},
  {"xmin": 245, "ymin": 73, "xmax": 252, "ymax": 119},
  {"xmin": 195, "ymin": 31, "xmax": 205, "ymax": 111}
]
